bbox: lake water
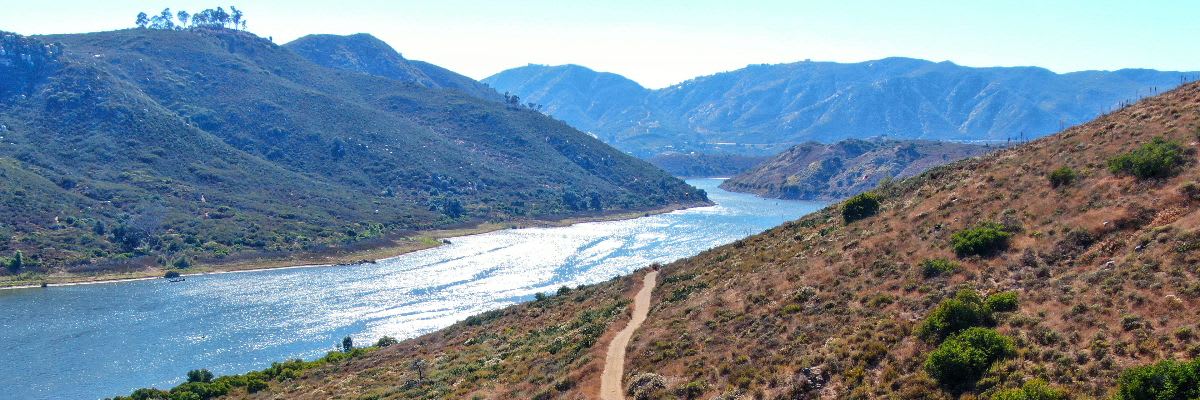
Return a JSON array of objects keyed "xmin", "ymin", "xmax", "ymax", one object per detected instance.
[{"xmin": 0, "ymin": 179, "xmax": 824, "ymax": 399}]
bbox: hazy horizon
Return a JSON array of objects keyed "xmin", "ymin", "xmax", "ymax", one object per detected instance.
[{"xmin": 2, "ymin": 0, "xmax": 1198, "ymax": 88}]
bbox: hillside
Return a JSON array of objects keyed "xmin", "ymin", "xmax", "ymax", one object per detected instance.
[
  {"xmin": 484, "ymin": 60, "xmax": 1195, "ymax": 157},
  {"xmin": 180, "ymin": 81, "xmax": 1200, "ymax": 399},
  {"xmin": 721, "ymin": 139, "xmax": 996, "ymax": 200},
  {"xmin": 646, "ymin": 152, "xmax": 769, "ymax": 178},
  {"xmin": 283, "ymin": 33, "xmax": 501, "ymax": 101},
  {"xmin": 0, "ymin": 29, "xmax": 707, "ymax": 281}
]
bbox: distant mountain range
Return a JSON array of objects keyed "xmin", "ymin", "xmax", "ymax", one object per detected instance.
[
  {"xmin": 720, "ymin": 139, "xmax": 996, "ymax": 200},
  {"xmin": 485, "ymin": 60, "xmax": 1197, "ymax": 157},
  {"xmin": 0, "ymin": 30, "xmax": 706, "ymax": 273}
]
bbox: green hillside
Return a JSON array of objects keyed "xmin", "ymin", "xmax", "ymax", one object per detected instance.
[{"xmin": 0, "ymin": 28, "xmax": 707, "ymax": 278}]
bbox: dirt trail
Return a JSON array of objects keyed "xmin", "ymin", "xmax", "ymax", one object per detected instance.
[{"xmin": 600, "ymin": 270, "xmax": 658, "ymax": 400}]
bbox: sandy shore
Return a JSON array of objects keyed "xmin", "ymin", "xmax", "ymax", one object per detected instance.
[{"xmin": 0, "ymin": 202, "xmax": 709, "ymax": 290}]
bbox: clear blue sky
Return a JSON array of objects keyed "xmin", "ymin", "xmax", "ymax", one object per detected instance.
[{"xmin": 1, "ymin": 0, "xmax": 1197, "ymax": 88}]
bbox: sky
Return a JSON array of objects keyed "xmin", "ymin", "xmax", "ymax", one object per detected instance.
[{"xmin": 1, "ymin": 0, "xmax": 1198, "ymax": 88}]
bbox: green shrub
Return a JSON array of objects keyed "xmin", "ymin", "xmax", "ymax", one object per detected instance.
[
  {"xmin": 1047, "ymin": 166, "xmax": 1078, "ymax": 188},
  {"xmin": 921, "ymin": 258, "xmax": 959, "ymax": 278},
  {"xmin": 245, "ymin": 378, "xmax": 268, "ymax": 393},
  {"xmin": 951, "ymin": 222, "xmax": 1012, "ymax": 257},
  {"xmin": 918, "ymin": 289, "xmax": 989, "ymax": 342},
  {"xmin": 1113, "ymin": 358, "xmax": 1200, "ymax": 400},
  {"xmin": 985, "ymin": 291, "xmax": 1019, "ymax": 313},
  {"xmin": 842, "ymin": 192, "xmax": 881, "ymax": 224},
  {"xmin": 924, "ymin": 327, "xmax": 1014, "ymax": 390},
  {"xmin": 1108, "ymin": 137, "xmax": 1187, "ymax": 179},
  {"xmin": 186, "ymin": 369, "xmax": 213, "ymax": 383},
  {"xmin": 374, "ymin": 336, "xmax": 398, "ymax": 347},
  {"xmin": 992, "ymin": 379, "xmax": 1068, "ymax": 400}
]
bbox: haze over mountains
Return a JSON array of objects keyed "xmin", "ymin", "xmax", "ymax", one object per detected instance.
[
  {"xmin": 485, "ymin": 60, "xmax": 1197, "ymax": 157},
  {"xmin": 0, "ymin": 29, "xmax": 705, "ymax": 273}
]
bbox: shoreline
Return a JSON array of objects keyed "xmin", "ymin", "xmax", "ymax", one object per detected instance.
[{"xmin": 0, "ymin": 201, "xmax": 710, "ymax": 290}]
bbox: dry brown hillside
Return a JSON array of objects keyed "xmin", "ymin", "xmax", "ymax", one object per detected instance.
[{"xmin": 212, "ymin": 82, "xmax": 1200, "ymax": 400}]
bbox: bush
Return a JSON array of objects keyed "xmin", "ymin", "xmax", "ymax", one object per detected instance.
[
  {"xmin": 921, "ymin": 258, "xmax": 959, "ymax": 278},
  {"xmin": 919, "ymin": 289, "xmax": 990, "ymax": 342},
  {"xmin": 245, "ymin": 378, "xmax": 268, "ymax": 393},
  {"xmin": 374, "ymin": 336, "xmax": 398, "ymax": 347},
  {"xmin": 1047, "ymin": 166, "xmax": 1078, "ymax": 188},
  {"xmin": 1113, "ymin": 358, "xmax": 1200, "ymax": 400},
  {"xmin": 1108, "ymin": 137, "xmax": 1187, "ymax": 179},
  {"xmin": 924, "ymin": 327, "xmax": 1015, "ymax": 390},
  {"xmin": 951, "ymin": 222, "xmax": 1012, "ymax": 257},
  {"xmin": 627, "ymin": 373, "xmax": 667, "ymax": 400},
  {"xmin": 985, "ymin": 291, "xmax": 1019, "ymax": 313},
  {"xmin": 164, "ymin": 270, "xmax": 182, "ymax": 279},
  {"xmin": 842, "ymin": 192, "xmax": 881, "ymax": 224},
  {"xmin": 992, "ymin": 379, "xmax": 1068, "ymax": 400},
  {"xmin": 187, "ymin": 369, "xmax": 214, "ymax": 383}
]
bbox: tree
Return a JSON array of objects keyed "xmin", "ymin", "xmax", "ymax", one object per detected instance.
[
  {"xmin": 135, "ymin": 12, "xmax": 149, "ymax": 28},
  {"xmin": 186, "ymin": 369, "xmax": 213, "ymax": 383},
  {"xmin": 214, "ymin": 7, "xmax": 230, "ymax": 28},
  {"xmin": 6, "ymin": 251, "xmax": 22, "ymax": 274},
  {"xmin": 411, "ymin": 359, "xmax": 428, "ymax": 383},
  {"xmin": 341, "ymin": 336, "xmax": 353, "ymax": 353},
  {"xmin": 176, "ymin": 10, "xmax": 190, "ymax": 27},
  {"xmin": 589, "ymin": 192, "xmax": 602, "ymax": 211},
  {"xmin": 149, "ymin": 8, "xmax": 175, "ymax": 30},
  {"xmin": 230, "ymin": 7, "xmax": 243, "ymax": 29}
]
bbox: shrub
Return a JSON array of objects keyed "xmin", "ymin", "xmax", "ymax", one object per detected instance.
[
  {"xmin": 374, "ymin": 336, "xmax": 398, "ymax": 347},
  {"xmin": 985, "ymin": 291, "xmax": 1019, "ymax": 313},
  {"xmin": 245, "ymin": 378, "xmax": 268, "ymax": 393},
  {"xmin": 924, "ymin": 327, "xmax": 1015, "ymax": 390},
  {"xmin": 921, "ymin": 258, "xmax": 959, "ymax": 278},
  {"xmin": 1047, "ymin": 166, "xmax": 1078, "ymax": 188},
  {"xmin": 627, "ymin": 373, "xmax": 667, "ymax": 400},
  {"xmin": 1108, "ymin": 137, "xmax": 1187, "ymax": 179},
  {"xmin": 1113, "ymin": 358, "xmax": 1200, "ymax": 400},
  {"xmin": 842, "ymin": 192, "xmax": 881, "ymax": 224},
  {"xmin": 918, "ymin": 289, "xmax": 990, "ymax": 342},
  {"xmin": 951, "ymin": 222, "xmax": 1012, "ymax": 257},
  {"xmin": 7, "ymin": 250, "xmax": 23, "ymax": 273},
  {"xmin": 164, "ymin": 270, "xmax": 182, "ymax": 279},
  {"xmin": 992, "ymin": 379, "xmax": 1068, "ymax": 400},
  {"xmin": 187, "ymin": 369, "xmax": 214, "ymax": 383}
]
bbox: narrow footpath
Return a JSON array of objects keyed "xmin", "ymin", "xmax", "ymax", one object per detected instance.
[{"xmin": 600, "ymin": 270, "xmax": 659, "ymax": 400}]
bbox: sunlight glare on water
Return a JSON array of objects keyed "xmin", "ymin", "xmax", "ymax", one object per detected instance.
[{"xmin": 0, "ymin": 179, "xmax": 825, "ymax": 399}]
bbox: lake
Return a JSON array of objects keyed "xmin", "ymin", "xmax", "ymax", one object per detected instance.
[{"xmin": 0, "ymin": 179, "xmax": 825, "ymax": 399}]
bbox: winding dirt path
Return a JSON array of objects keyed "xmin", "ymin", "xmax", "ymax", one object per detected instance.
[{"xmin": 600, "ymin": 270, "xmax": 658, "ymax": 400}]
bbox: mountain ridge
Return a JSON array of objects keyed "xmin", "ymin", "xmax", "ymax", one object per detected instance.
[{"xmin": 485, "ymin": 59, "xmax": 1196, "ymax": 156}]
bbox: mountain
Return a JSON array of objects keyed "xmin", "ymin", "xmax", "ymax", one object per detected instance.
[
  {"xmin": 720, "ymin": 139, "xmax": 996, "ymax": 200},
  {"xmin": 645, "ymin": 152, "xmax": 769, "ymax": 177},
  {"xmin": 283, "ymin": 33, "xmax": 501, "ymax": 101},
  {"xmin": 485, "ymin": 60, "xmax": 1196, "ymax": 157},
  {"xmin": 0, "ymin": 29, "xmax": 707, "ymax": 276},
  {"xmin": 183, "ymin": 82, "xmax": 1200, "ymax": 399}
]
